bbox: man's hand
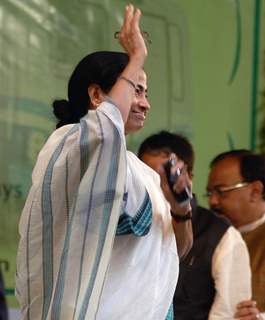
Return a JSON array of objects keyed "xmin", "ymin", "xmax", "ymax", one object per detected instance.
[
  {"xmin": 159, "ymin": 153, "xmax": 192, "ymax": 216},
  {"xmin": 234, "ymin": 300, "xmax": 261, "ymax": 319}
]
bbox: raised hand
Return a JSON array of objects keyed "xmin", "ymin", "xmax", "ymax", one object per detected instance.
[
  {"xmin": 118, "ymin": 4, "xmax": 147, "ymax": 68},
  {"xmin": 108, "ymin": 5, "xmax": 149, "ymax": 123}
]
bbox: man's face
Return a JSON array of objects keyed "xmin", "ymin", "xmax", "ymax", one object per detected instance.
[
  {"xmin": 140, "ymin": 150, "xmax": 193, "ymax": 184},
  {"xmin": 207, "ymin": 157, "xmax": 253, "ymax": 228},
  {"xmin": 140, "ymin": 150, "xmax": 170, "ymax": 173}
]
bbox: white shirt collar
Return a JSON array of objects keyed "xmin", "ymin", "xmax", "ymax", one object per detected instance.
[{"xmin": 239, "ymin": 213, "xmax": 265, "ymax": 234}]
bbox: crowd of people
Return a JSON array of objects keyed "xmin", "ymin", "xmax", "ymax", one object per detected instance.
[{"xmin": 0, "ymin": 4, "xmax": 264, "ymax": 320}]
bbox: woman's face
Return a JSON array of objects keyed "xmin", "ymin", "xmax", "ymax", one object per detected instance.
[{"xmin": 124, "ymin": 70, "xmax": 150, "ymax": 134}]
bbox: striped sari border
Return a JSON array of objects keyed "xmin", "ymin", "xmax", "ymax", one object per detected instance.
[
  {"xmin": 41, "ymin": 125, "xmax": 78, "ymax": 320},
  {"xmin": 74, "ymin": 112, "xmax": 105, "ymax": 319},
  {"xmin": 116, "ymin": 191, "xmax": 152, "ymax": 236},
  {"xmin": 25, "ymin": 196, "xmax": 35, "ymax": 320},
  {"xmin": 50, "ymin": 196, "xmax": 79, "ymax": 320},
  {"xmin": 78, "ymin": 125, "xmax": 122, "ymax": 319},
  {"xmin": 165, "ymin": 303, "xmax": 174, "ymax": 320},
  {"xmin": 51, "ymin": 121, "xmax": 91, "ymax": 319},
  {"xmin": 80, "ymin": 119, "xmax": 90, "ymax": 178},
  {"xmin": 65, "ymin": 156, "xmax": 70, "ymax": 225}
]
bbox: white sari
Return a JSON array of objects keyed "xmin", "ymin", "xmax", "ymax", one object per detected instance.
[{"xmin": 16, "ymin": 102, "xmax": 179, "ymax": 320}]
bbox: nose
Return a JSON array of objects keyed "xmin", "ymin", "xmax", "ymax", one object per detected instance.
[
  {"xmin": 138, "ymin": 95, "xmax": 150, "ymax": 112},
  {"xmin": 208, "ymin": 192, "xmax": 219, "ymax": 209}
]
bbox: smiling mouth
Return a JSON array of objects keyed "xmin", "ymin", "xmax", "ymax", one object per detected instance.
[{"xmin": 133, "ymin": 112, "xmax": 146, "ymax": 120}]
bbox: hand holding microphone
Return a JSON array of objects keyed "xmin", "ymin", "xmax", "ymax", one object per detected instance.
[{"xmin": 159, "ymin": 153, "xmax": 192, "ymax": 220}]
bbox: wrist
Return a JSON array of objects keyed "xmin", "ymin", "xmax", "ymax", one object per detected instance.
[
  {"xmin": 129, "ymin": 53, "xmax": 146, "ymax": 67},
  {"xmin": 170, "ymin": 202, "xmax": 191, "ymax": 216},
  {"xmin": 170, "ymin": 210, "xmax": 192, "ymax": 223},
  {"xmin": 123, "ymin": 58, "xmax": 144, "ymax": 77}
]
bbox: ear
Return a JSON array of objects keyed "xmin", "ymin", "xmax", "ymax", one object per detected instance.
[
  {"xmin": 88, "ymin": 84, "xmax": 105, "ymax": 110},
  {"xmin": 250, "ymin": 180, "xmax": 264, "ymax": 201}
]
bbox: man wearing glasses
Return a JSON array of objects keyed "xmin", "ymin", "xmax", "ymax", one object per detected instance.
[{"xmin": 207, "ymin": 150, "xmax": 265, "ymax": 319}]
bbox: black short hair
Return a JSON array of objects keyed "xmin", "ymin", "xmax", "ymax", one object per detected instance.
[
  {"xmin": 210, "ymin": 150, "xmax": 265, "ymax": 199},
  {"xmin": 210, "ymin": 149, "xmax": 252, "ymax": 167},
  {"xmin": 138, "ymin": 131, "xmax": 194, "ymax": 173}
]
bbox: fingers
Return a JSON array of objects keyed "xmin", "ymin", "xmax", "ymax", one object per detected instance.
[
  {"xmin": 158, "ymin": 154, "xmax": 185, "ymax": 185},
  {"xmin": 234, "ymin": 307, "xmax": 259, "ymax": 318},
  {"xmin": 118, "ymin": 4, "xmax": 147, "ymax": 66},
  {"xmin": 234, "ymin": 300, "xmax": 260, "ymax": 319},
  {"xmin": 123, "ymin": 4, "xmax": 133, "ymax": 34},
  {"xmin": 167, "ymin": 154, "xmax": 189, "ymax": 193},
  {"xmin": 158, "ymin": 154, "xmax": 191, "ymax": 214},
  {"xmin": 131, "ymin": 7, "xmax": 141, "ymax": 33},
  {"xmin": 237, "ymin": 300, "xmax": 257, "ymax": 309},
  {"xmin": 159, "ymin": 164, "xmax": 173, "ymax": 196}
]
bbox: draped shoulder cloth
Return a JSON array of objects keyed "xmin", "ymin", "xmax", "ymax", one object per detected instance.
[
  {"xmin": 16, "ymin": 102, "xmax": 179, "ymax": 320},
  {"xmin": 16, "ymin": 102, "xmax": 127, "ymax": 320}
]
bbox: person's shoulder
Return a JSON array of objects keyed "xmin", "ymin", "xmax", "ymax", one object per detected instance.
[
  {"xmin": 127, "ymin": 151, "xmax": 153, "ymax": 171},
  {"xmin": 217, "ymin": 225, "xmax": 248, "ymax": 253},
  {"xmin": 41, "ymin": 124, "xmax": 76, "ymax": 151},
  {"xmin": 226, "ymin": 225, "xmax": 245, "ymax": 240},
  {"xmin": 95, "ymin": 101, "xmax": 125, "ymax": 135},
  {"xmin": 127, "ymin": 151, "xmax": 160, "ymax": 180}
]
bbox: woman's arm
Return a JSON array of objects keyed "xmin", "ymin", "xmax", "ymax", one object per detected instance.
[{"xmin": 108, "ymin": 5, "xmax": 147, "ymax": 123}]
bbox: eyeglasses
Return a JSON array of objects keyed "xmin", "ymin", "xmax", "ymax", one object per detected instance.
[
  {"xmin": 114, "ymin": 31, "xmax": 152, "ymax": 44},
  {"xmin": 205, "ymin": 182, "xmax": 250, "ymax": 198},
  {"xmin": 135, "ymin": 84, "xmax": 148, "ymax": 99}
]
